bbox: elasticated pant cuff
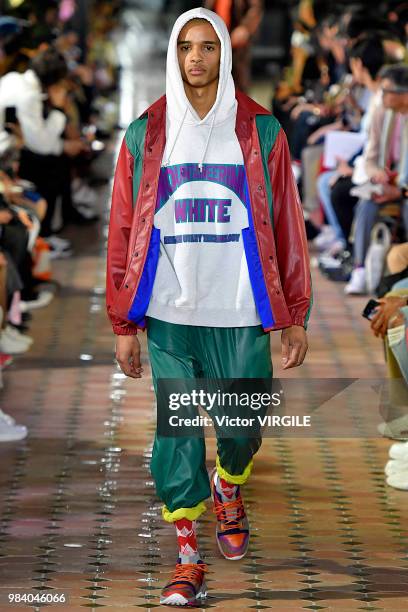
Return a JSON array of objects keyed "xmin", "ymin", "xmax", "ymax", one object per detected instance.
[
  {"xmin": 162, "ymin": 501, "xmax": 207, "ymax": 523},
  {"xmin": 216, "ymin": 455, "xmax": 253, "ymax": 485}
]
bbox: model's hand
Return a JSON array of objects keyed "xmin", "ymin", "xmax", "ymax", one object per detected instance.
[
  {"xmin": 281, "ymin": 325, "xmax": 308, "ymax": 369},
  {"xmin": 115, "ymin": 335, "xmax": 143, "ymax": 379}
]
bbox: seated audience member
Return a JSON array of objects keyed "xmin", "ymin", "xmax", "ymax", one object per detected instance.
[
  {"xmin": 0, "ymin": 0, "xmax": 120, "ymax": 444},
  {"xmin": 0, "ymin": 47, "xmax": 86, "ymax": 243},
  {"xmin": 383, "ymin": 322, "xmax": 408, "ymax": 491},
  {"xmin": 0, "ymin": 197, "xmax": 28, "ymax": 444},
  {"xmin": 370, "ymin": 256, "xmax": 408, "ymax": 491},
  {"xmin": 316, "ymin": 37, "xmax": 386, "ymax": 258},
  {"xmin": 345, "ymin": 64, "xmax": 408, "ymax": 295}
]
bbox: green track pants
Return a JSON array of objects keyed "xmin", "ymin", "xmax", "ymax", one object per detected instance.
[{"xmin": 146, "ymin": 316, "xmax": 273, "ymax": 523}]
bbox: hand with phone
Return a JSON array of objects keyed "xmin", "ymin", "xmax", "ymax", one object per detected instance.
[
  {"xmin": 362, "ymin": 299, "xmax": 380, "ymax": 321},
  {"xmin": 4, "ymin": 106, "xmax": 17, "ymax": 134},
  {"xmin": 364, "ymin": 296, "xmax": 408, "ymax": 338}
]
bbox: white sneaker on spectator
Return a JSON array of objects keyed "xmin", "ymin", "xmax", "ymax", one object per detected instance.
[
  {"xmin": 389, "ymin": 440, "xmax": 408, "ymax": 460},
  {"xmin": 313, "ymin": 226, "xmax": 336, "ymax": 251},
  {"xmin": 3, "ymin": 325, "xmax": 33, "ymax": 347},
  {"xmin": 46, "ymin": 235, "xmax": 72, "ymax": 250},
  {"xmin": 0, "ymin": 410, "xmax": 27, "ymax": 442},
  {"xmin": 378, "ymin": 415, "xmax": 408, "ymax": 440},
  {"xmin": 386, "ymin": 468, "xmax": 408, "ymax": 490},
  {"xmin": 385, "ymin": 458, "xmax": 408, "ymax": 476},
  {"xmin": 75, "ymin": 203, "xmax": 98, "ymax": 220},
  {"xmin": 318, "ymin": 254, "xmax": 342, "ymax": 269},
  {"xmin": 344, "ymin": 267, "xmax": 367, "ymax": 295},
  {"xmin": 72, "ymin": 179, "xmax": 98, "ymax": 206},
  {"xmin": 20, "ymin": 290, "xmax": 54, "ymax": 313},
  {"xmin": 0, "ymin": 331, "xmax": 29, "ymax": 354},
  {"xmin": 49, "ymin": 246, "xmax": 73, "ymax": 260}
]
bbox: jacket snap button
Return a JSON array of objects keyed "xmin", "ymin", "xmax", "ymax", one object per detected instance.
[
  {"xmin": 269, "ymin": 255, "xmax": 273, "ymax": 261},
  {"xmin": 147, "ymin": 147, "xmax": 152, "ymax": 153},
  {"xmin": 263, "ymin": 220, "xmax": 268, "ymax": 225},
  {"xmin": 257, "ymin": 185, "xmax": 263, "ymax": 191},
  {"xmin": 145, "ymin": 183, "xmax": 150, "ymax": 189},
  {"xmin": 254, "ymin": 150, "xmax": 258, "ymax": 155},
  {"xmin": 125, "ymin": 284, "xmax": 129, "ymax": 289},
  {"xmin": 276, "ymin": 289, "xmax": 280, "ymax": 295},
  {"xmin": 135, "ymin": 252, "xmax": 138, "ymax": 257},
  {"xmin": 141, "ymin": 218, "xmax": 145, "ymax": 223}
]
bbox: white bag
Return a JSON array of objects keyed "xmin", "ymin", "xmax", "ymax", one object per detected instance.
[{"xmin": 364, "ymin": 222, "xmax": 392, "ymax": 294}]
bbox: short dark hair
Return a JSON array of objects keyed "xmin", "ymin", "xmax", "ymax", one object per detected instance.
[
  {"xmin": 379, "ymin": 63, "xmax": 408, "ymax": 90},
  {"xmin": 349, "ymin": 37, "xmax": 385, "ymax": 80},
  {"xmin": 346, "ymin": 15, "xmax": 391, "ymax": 41},
  {"xmin": 29, "ymin": 47, "xmax": 67, "ymax": 87}
]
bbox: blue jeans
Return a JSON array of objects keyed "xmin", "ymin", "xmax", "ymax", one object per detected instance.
[
  {"xmin": 317, "ymin": 171, "xmax": 346, "ymax": 244},
  {"xmin": 353, "ymin": 199, "xmax": 408, "ymax": 266}
]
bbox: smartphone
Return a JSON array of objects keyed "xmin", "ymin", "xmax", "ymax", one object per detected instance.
[
  {"xmin": 362, "ymin": 299, "xmax": 380, "ymax": 321},
  {"xmin": 4, "ymin": 107, "xmax": 17, "ymax": 134}
]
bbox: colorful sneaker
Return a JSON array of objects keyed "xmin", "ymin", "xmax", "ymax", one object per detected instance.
[
  {"xmin": 210, "ymin": 469, "xmax": 249, "ymax": 561},
  {"xmin": 160, "ymin": 562, "xmax": 207, "ymax": 606}
]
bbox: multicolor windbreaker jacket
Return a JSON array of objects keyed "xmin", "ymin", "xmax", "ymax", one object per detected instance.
[{"xmin": 106, "ymin": 91, "xmax": 312, "ymax": 335}]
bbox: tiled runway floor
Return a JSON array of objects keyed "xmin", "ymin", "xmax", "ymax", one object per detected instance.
[
  {"xmin": 1, "ymin": 8, "xmax": 408, "ymax": 610},
  {"xmin": 0, "ymin": 145, "xmax": 407, "ymax": 611}
]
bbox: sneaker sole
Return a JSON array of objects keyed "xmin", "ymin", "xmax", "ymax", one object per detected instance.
[
  {"xmin": 0, "ymin": 431, "xmax": 28, "ymax": 442},
  {"xmin": 215, "ymin": 533, "xmax": 247, "ymax": 561}
]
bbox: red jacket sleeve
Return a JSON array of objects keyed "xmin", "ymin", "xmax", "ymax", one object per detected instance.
[
  {"xmin": 268, "ymin": 128, "xmax": 312, "ymax": 328},
  {"xmin": 106, "ymin": 136, "xmax": 138, "ymax": 335}
]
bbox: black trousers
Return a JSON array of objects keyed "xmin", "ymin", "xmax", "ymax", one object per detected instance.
[
  {"xmin": 330, "ymin": 177, "xmax": 359, "ymax": 245},
  {"xmin": 0, "ymin": 222, "xmax": 35, "ymax": 302},
  {"xmin": 19, "ymin": 149, "xmax": 73, "ymax": 237}
]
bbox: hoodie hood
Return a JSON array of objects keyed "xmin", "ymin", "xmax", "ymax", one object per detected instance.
[{"xmin": 164, "ymin": 8, "xmax": 236, "ymax": 170}]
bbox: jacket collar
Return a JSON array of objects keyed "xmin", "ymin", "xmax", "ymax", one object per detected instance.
[
  {"xmin": 140, "ymin": 89, "xmax": 271, "ymax": 160},
  {"xmin": 139, "ymin": 89, "xmax": 271, "ymax": 120}
]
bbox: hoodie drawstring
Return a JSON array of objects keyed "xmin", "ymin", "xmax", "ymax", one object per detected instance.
[
  {"xmin": 164, "ymin": 107, "xmax": 217, "ymax": 173},
  {"xmin": 164, "ymin": 106, "xmax": 188, "ymax": 168},
  {"xmin": 198, "ymin": 111, "xmax": 216, "ymax": 173}
]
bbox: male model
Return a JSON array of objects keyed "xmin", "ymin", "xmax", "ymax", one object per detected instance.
[{"xmin": 107, "ymin": 7, "xmax": 312, "ymax": 606}]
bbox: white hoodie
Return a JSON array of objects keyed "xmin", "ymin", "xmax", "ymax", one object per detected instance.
[{"xmin": 146, "ymin": 8, "xmax": 260, "ymax": 327}]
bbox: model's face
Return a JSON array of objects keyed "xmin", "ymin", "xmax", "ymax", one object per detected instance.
[
  {"xmin": 177, "ymin": 20, "xmax": 221, "ymax": 89},
  {"xmin": 381, "ymin": 78, "xmax": 408, "ymax": 114}
]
